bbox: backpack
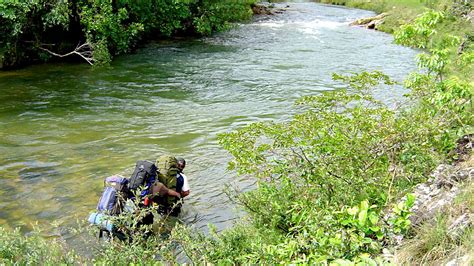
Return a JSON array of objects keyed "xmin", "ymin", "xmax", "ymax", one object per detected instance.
[
  {"xmin": 97, "ymin": 175, "xmax": 129, "ymax": 215},
  {"xmin": 156, "ymin": 155, "xmax": 179, "ymax": 208},
  {"xmin": 128, "ymin": 160, "xmax": 157, "ymax": 198}
]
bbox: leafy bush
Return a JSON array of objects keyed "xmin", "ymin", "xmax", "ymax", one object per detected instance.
[
  {"xmin": 0, "ymin": 226, "xmax": 80, "ymax": 264},
  {"xmin": 0, "ymin": 0, "xmax": 71, "ymax": 67},
  {"xmin": 175, "ymin": 8, "xmax": 471, "ymax": 263},
  {"xmin": 0, "ymin": 0, "xmax": 256, "ymax": 68},
  {"xmin": 219, "ymin": 71, "xmax": 452, "ymax": 209},
  {"xmin": 193, "ymin": 0, "xmax": 254, "ymax": 35}
]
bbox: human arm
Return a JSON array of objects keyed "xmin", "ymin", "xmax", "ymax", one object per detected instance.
[{"xmin": 151, "ymin": 182, "xmax": 181, "ymax": 198}]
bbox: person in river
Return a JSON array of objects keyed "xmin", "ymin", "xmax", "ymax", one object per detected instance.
[
  {"xmin": 168, "ymin": 157, "xmax": 190, "ymax": 216},
  {"xmin": 165, "ymin": 157, "xmax": 190, "ymax": 216},
  {"xmin": 176, "ymin": 157, "xmax": 190, "ymax": 198}
]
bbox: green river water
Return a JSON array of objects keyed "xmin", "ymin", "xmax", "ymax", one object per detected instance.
[{"xmin": 0, "ymin": 2, "xmax": 418, "ymax": 237}]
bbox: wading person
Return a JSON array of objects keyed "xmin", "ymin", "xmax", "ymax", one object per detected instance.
[{"xmin": 176, "ymin": 157, "xmax": 190, "ymax": 198}]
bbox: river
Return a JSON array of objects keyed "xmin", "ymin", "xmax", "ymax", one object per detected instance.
[{"xmin": 0, "ymin": 1, "xmax": 417, "ymax": 237}]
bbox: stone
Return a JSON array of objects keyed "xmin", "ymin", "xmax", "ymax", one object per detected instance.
[
  {"xmin": 445, "ymin": 254, "xmax": 471, "ymax": 266},
  {"xmin": 350, "ymin": 13, "xmax": 388, "ymax": 30}
]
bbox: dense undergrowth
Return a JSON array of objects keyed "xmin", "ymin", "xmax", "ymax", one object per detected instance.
[
  {"xmin": 0, "ymin": 0, "xmax": 256, "ymax": 68},
  {"xmin": 174, "ymin": 0, "xmax": 472, "ymax": 264},
  {"xmin": 0, "ymin": 0, "xmax": 473, "ymax": 264}
]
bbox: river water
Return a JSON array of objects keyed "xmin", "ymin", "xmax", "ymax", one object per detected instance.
[{"xmin": 0, "ymin": 2, "xmax": 417, "ymax": 236}]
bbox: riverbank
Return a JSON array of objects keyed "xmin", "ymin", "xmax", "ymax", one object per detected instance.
[
  {"xmin": 0, "ymin": 1, "xmax": 472, "ymax": 264},
  {"xmin": 0, "ymin": 0, "xmax": 256, "ymax": 69},
  {"xmin": 175, "ymin": 0, "xmax": 472, "ymax": 264},
  {"xmin": 321, "ymin": 0, "xmax": 473, "ymax": 81},
  {"xmin": 393, "ymin": 149, "xmax": 473, "ymax": 265},
  {"xmin": 321, "ymin": 0, "xmax": 430, "ymax": 32}
]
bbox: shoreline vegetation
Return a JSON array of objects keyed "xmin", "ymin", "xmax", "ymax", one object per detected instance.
[
  {"xmin": 1, "ymin": 0, "xmax": 473, "ymax": 264},
  {"xmin": 0, "ymin": 0, "xmax": 257, "ymax": 69}
]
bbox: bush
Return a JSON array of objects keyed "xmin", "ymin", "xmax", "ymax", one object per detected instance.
[
  {"xmin": 0, "ymin": 226, "xmax": 80, "ymax": 264},
  {"xmin": 0, "ymin": 0, "xmax": 257, "ymax": 68},
  {"xmin": 193, "ymin": 0, "xmax": 254, "ymax": 35},
  {"xmin": 175, "ymin": 8, "xmax": 471, "ymax": 263}
]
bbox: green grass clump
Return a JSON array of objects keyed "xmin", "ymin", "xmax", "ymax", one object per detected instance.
[{"xmin": 395, "ymin": 180, "xmax": 474, "ymax": 265}]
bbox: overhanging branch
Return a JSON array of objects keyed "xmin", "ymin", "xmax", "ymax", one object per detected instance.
[{"xmin": 38, "ymin": 42, "xmax": 95, "ymax": 65}]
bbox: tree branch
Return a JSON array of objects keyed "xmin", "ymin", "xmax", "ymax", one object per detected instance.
[{"xmin": 38, "ymin": 42, "xmax": 95, "ymax": 65}]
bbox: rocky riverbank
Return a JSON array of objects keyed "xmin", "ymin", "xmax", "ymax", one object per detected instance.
[
  {"xmin": 350, "ymin": 12, "xmax": 387, "ymax": 30},
  {"xmin": 391, "ymin": 135, "xmax": 473, "ymax": 265},
  {"xmin": 251, "ymin": 2, "xmax": 289, "ymax": 16}
]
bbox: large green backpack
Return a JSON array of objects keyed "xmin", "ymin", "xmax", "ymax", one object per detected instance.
[{"xmin": 156, "ymin": 155, "xmax": 179, "ymax": 207}]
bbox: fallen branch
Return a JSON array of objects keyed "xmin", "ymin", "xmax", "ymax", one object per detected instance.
[{"xmin": 38, "ymin": 42, "xmax": 95, "ymax": 65}]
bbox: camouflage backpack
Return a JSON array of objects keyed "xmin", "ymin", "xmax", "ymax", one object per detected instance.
[{"xmin": 156, "ymin": 155, "xmax": 179, "ymax": 207}]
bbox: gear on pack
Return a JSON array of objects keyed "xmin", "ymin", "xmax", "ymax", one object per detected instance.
[
  {"xmin": 128, "ymin": 160, "xmax": 157, "ymax": 198},
  {"xmin": 156, "ymin": 155, "xmax": 179, "ymax": 214},
  {"xmin": 96, "ymin": 175, "xmax": 129, "ymax": 215}
]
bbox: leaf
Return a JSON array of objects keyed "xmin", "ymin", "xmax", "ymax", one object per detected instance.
[
  {"xmin": 405, "ymin": 193, "xmax": 416, "ymax": 208},
  {"xmin": 368, "ymin": 212, "xmax": 379, "ymax": 225},
  {"xmin": 358, "ymin": 209, "xmax": 368, "ymax": 227},
  {"xmin": 348, "ymin": 207, "xmax": 359, "ymax": 216},
  {"xmin": 360, "ymin": 200, "xmax": 369, "ymax": 211},
  {"xmin": 369, "ymin": 226, "xmax": 380, "ymax": 232},
  {"xmin": 341, "ymin": 219, "xmax": 351, "ymax": 226},
  {"xmin": 376, "ymin": 231, "xmax": 384, "ymax": 240}
]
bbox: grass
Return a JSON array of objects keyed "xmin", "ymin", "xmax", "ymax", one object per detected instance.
[
  {"xmin": 396, "ymin": 215, "xmax": 473, "ymax": 265},
  {"xmin": 394, "ymin": 156, "xmax": 474, "ymax": 265}
]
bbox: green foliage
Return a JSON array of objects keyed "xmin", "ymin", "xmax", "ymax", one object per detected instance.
[
  {"xmin": 79, "ymin": 0, "xmax": 145, "ymax": 64},
  {"xmin": 42, "ymin": 0, "xmax": 70, "ymax": 30},
  {"xmin": 114, "ymin": 0, "xmax": 192, "ymax": 36},
  {"xmin": 395, "ymin": 10, "xmax": 467, "ymax": 81},
  {"xmin": 193, "ymin": 0, "xmax": 254, "ymax": 35},
  {"xmin": 219, "ymin": 71, "xmax": 445, "ymax": 210},
  {"xmin": 0, "ymin": 203, "xmax": 183, "ymax": 265},
  {"xmin": 0, "ymin": 226, "xmax": 80, "ymax": 264},
  {"xmin": 175, "ymin": 196, "xmax": 417, "ymax": 264},
  {"xmin": 394, "ymin": 10, "xmax": 445, "ymax": 49},
  {"xmin": 0, "ymin": 0, "xmax": 256, "ymax": 67},
  {"xmin": 0, "ymin": 0, "xmax": 72, "ymax": 67},
  {"xmin": 389, "ymin": 193, "xmax": 415, "ymax": 234}
]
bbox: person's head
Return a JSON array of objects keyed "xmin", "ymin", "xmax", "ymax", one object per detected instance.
[{"xmin": 177, "ymin": 157, "xmax": 186, "ymax": 172}]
